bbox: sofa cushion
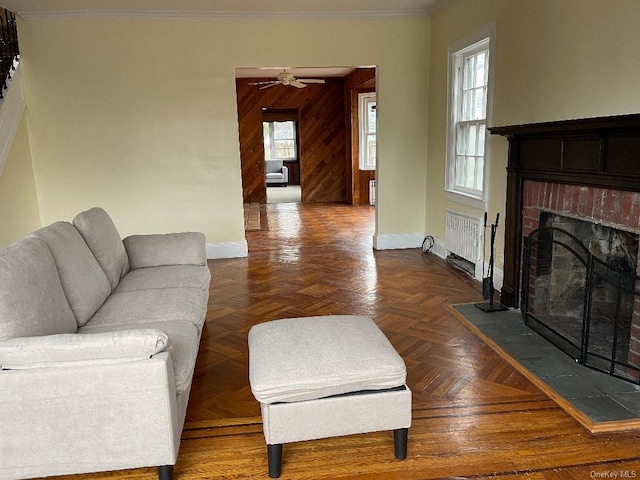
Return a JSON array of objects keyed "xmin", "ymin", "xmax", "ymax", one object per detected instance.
[
  {"xmin": 248, "ymin": 316, "xmax": 407, "ymax": 404},
  {"xmin": 31, "ymin": 222, "xmax": 111, "ymax": 327},
  {"xmin": 115, "ymin": 265, "xmax": 211, "ymax": 293},
  {"xmin": 73, "ymin": 207, "xmax": 130, "ymax": 291},
  {"xmin": 265, "ymin": 159, "xmax": 284, "ymax": 173},
  {"xmin": 0, "ymin": 329, "xmax": 170, "ymax": 369},
  {"xmin": 124, "ymin": 232, "xmax": 207, "ymax": 269},
  {"xmin": 0, "ymin": 237, "xmax": 77, "ymax": 341},
  {"xmin": 81, "ymin": 288, "xmax": 207, "ymax": 332},
  {"xmin": 78, "ymin": 321, "xmax": 199, "ymax": 395}
]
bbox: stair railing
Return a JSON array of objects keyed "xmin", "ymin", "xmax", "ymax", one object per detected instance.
[{"xmin": 0, "ymin": 8, "xmax": 19, "ymax": 99}]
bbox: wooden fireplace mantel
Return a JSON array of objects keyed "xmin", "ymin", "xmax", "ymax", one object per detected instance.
[{"xmin": 490, "ymin": 113, "xmax": 640, "ymax": 308}]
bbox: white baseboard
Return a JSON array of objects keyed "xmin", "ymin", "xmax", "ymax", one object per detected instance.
[
  {"xmin": 429, "ymin": 236, "xmax": 448, "ymax": 259},
  {"xmin": 373, "ymin": 232, "xmax": 425, "ymax": 250},
  {"xmin": 206, "ymin": 241, "xmax": 248, "ymax": 259}
]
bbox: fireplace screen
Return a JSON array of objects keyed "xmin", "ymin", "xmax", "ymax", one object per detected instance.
[{"xmin": 521, "ymin": 215, "xmax": 640, "ymax": 385}]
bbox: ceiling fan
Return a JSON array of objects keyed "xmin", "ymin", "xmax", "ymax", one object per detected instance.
[{"xmin": 249, "ymin": 70, "xmax": 326, "ymax": 90}]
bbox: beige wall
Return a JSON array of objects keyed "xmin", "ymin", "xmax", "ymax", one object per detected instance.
[
  {"xmin": 0, "ymin": 114, "xmax": 40, "ymax": 246},
  {"xmin": 427, "ymin": 0, "xmax": 640, "ymax": 274},
  {"xmin": 17, "ymin": 16, "xmax": 430, "ymax": 244}
]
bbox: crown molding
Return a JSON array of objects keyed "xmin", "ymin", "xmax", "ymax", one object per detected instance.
[{"xmin": 18, "ymin": 9, "xmax": 431, "ymax": 21}]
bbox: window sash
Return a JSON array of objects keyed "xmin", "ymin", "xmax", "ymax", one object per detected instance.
[
  {"xmin": 263, "ymin": 121, "xmax": 297, "ymax": 160},
  {"xmin": 448, "ymin": 38, "xmax": 490, "ymax": 198},
  {"xmin": 359, "ymin": 93, "xmax": 377, "ymax": 171}
]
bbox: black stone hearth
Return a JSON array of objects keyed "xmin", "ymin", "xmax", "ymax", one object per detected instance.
[{"xmin": 453, "ymin": 304, "xmax": 640, "ymax": 430}]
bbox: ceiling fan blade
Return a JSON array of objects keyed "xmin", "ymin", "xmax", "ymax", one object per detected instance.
[
  {"xmin": 297, "ymin": 79, "xmax": 325, "ymax": 84},
  {"xmin": 249, "ymin": 80, "xmax": 277, "ymax": 86},
  {"xmin": 259, "ymin": 82, "xmax": 281, "ymax": 90},
  {"xmin": 289, "ymin": 80, "xmax": 308, "ymax": 88}
]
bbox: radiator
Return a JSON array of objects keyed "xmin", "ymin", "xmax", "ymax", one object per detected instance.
[
  {"xmin": 445, "ymin": 210, "xmax": 481, "ymax": 263},
  {"xmin": 369, "ymin": 180, "xmax": 376, "ymax": 206}
]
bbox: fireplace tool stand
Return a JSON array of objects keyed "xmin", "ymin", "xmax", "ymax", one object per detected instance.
[{"xmin": 475, "ymin": 212, "xmax": 508, "ymax": 313}]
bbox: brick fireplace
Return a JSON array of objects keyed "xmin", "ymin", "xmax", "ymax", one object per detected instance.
[{"xmin": 490, "ymin": 113, "xmax": 640, "ymax": 383}]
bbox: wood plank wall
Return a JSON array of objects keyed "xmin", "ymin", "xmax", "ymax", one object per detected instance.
[
  {"xmin": 236, "ymin": 78, "xmax": 347, "ymax": 204},
  {"xmin": 344, "ymin": 68, "xmax": 376, "ymax": 205}
]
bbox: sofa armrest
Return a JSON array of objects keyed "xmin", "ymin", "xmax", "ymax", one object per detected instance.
[
  {"xmin": 282, "ymin": 165, "xmax": 289, "ymax": 183},
  {"xmin": 0, "ymin": 352, "xmax": 181, "ymax": 477},
  {"xmin": 0, "ymin": 330, "xmax": 170, "ymax": 369},
  {"xmin": 123, "ymin": 232, "xmax": 206, "ymax": 269}
]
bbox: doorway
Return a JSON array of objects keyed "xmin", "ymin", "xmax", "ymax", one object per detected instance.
[
  {"xmin": 262, "ymin": 108, "xmax": 302, "ymax": 204},
  {"xmin": 235, "ymin": 66, "xmax": 376, "ymax": 206}
]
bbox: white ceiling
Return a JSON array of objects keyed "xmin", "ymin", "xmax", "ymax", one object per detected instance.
[{"xmin": 0, "ymin": 0, "xmax": 451, "ymax": 20}]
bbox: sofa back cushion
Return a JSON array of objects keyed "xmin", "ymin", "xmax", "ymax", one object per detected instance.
[
  {"xmin": 32, "ymin": 222, "xmax": 111, "ymax": 327},
  {"xmin": 0, "ymin": 236, "xmax": 77, "ymax": 340},
  {"xmin": 73, "ymin": 207, "xmax": 130, "ymax": 291},
  {"xmin": 124, "ymin": 232, "xmax": 207, "ymax": 269},
  {"xmin": 265, "ymin": 159, "xmax": 284, "ymax": 173}
]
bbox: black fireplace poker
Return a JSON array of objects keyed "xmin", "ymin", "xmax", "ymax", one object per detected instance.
[{"xmin": 475, "ymin": 212, "xmax": 508, "ymax": 313}]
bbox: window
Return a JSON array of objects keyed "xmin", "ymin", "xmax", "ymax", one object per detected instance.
[
  {"xmin": 359, "ymin": 93, "xmax": 376, "ymax": 170},
  {"xmin": 263, "ymin": 121, "xmax": 297, "ymax": 160},
  {"xmin": 446, "ymin": 23, "xmax": 495, "ymax": 205}
]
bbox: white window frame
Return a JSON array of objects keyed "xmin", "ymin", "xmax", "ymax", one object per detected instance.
[
  {"xmin": 358, "ymin": 92, "xmax": 377, "ymax": 171},
  {"xmin": 263, "ymin": 120, "xmax": 297, "ymax": 161},
  {"xmin": 445, "ymin": 22, "xmax": 496, "ymax": 209}
]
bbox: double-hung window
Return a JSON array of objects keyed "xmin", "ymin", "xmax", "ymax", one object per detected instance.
[
  {"xmin": 446, "ymin": 23, "xmax": 495, "ymax": 205},
  {"xmin": 263, "ymin": 121, "xmax": 297, "ymax": 160},
  {"xmin": 359, "ymin": 92, "xmax": 377, "ymax": 170}
]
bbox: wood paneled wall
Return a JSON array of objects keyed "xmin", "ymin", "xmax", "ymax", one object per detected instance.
[
  {"xmin": 344, "ymin": 68, "xmax": 376, "ymax": 205},
  {"xmin": 236, "ymin": 78, "xmax": 347, "ymax": 204}
]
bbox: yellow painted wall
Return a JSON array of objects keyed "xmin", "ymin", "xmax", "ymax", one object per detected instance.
[
  {"xmin": 427, "ymin": 0, "xmax": 640, "ymax": 272},
  {"xmin": 0, "ymin": 114, "xmax": 41, "ymax": 246},
  {"xmin": 17, "ymin": 16, "xmax": 430, "ymax": 243}
]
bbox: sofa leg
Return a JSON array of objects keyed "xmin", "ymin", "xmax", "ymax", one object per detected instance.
[
  {"xmin": 394, "ymin": 428, "xmax": 409, "ymax": 460},
  {"xmin": 267, "ymin": 444, "xmax": 283, "ymax": 478},
  {"xmin": 158, "ymin": 465, "xmax": 173, "ymax": 480}
]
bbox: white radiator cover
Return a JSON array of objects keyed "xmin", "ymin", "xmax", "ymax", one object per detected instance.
[
  {"xmin": 369, "ymin": 180, "xmax": 375, "ymax": 206},
  {"xmin": 445, "ymin": 210, "xmax": 481, "ymax": 264}
]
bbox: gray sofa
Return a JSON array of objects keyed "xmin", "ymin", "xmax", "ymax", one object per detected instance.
[{"xmin": 0, "ymin": 207, "xmax": 211, "ymax": 480}]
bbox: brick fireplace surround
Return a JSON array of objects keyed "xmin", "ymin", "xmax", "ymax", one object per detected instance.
[{"xmin": 490, "ymin": 114, "xmax": 640, "ymax": 380}]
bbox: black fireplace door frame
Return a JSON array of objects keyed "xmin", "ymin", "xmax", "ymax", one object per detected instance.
[{"xmin": 521, "ymin": 226, "xmax": 640, "ymax": 385}]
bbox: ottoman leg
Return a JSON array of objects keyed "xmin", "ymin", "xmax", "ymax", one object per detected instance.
[
  {"xmin": 267, "ymin": 443, "xmax": 283, "ymax": 478},
  {"xmin": 394, "ymin": 428, "xmax": 409, "ymax": 460},
  {"xmin": 157, "ymin": 465, "xmax": 173, "ymax": 480}
]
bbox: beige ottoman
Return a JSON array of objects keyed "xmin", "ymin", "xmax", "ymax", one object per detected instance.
[{"xmin": 248, "ymin": 315, "xmax": 412, "ymax": 478}]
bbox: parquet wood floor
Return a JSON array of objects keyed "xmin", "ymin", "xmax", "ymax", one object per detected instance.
[
  {"xmin": 243, "ymin": 203, "xmax": 261, "ymax": 231},
  {"xmin": 41, "ymin": 203, "xmax": 640, "ymax": 479}
]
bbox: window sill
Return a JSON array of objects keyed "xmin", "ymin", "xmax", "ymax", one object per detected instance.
[{"xmin": 445, "ymin": 190, "xmax": 486, "ymax": 210}]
